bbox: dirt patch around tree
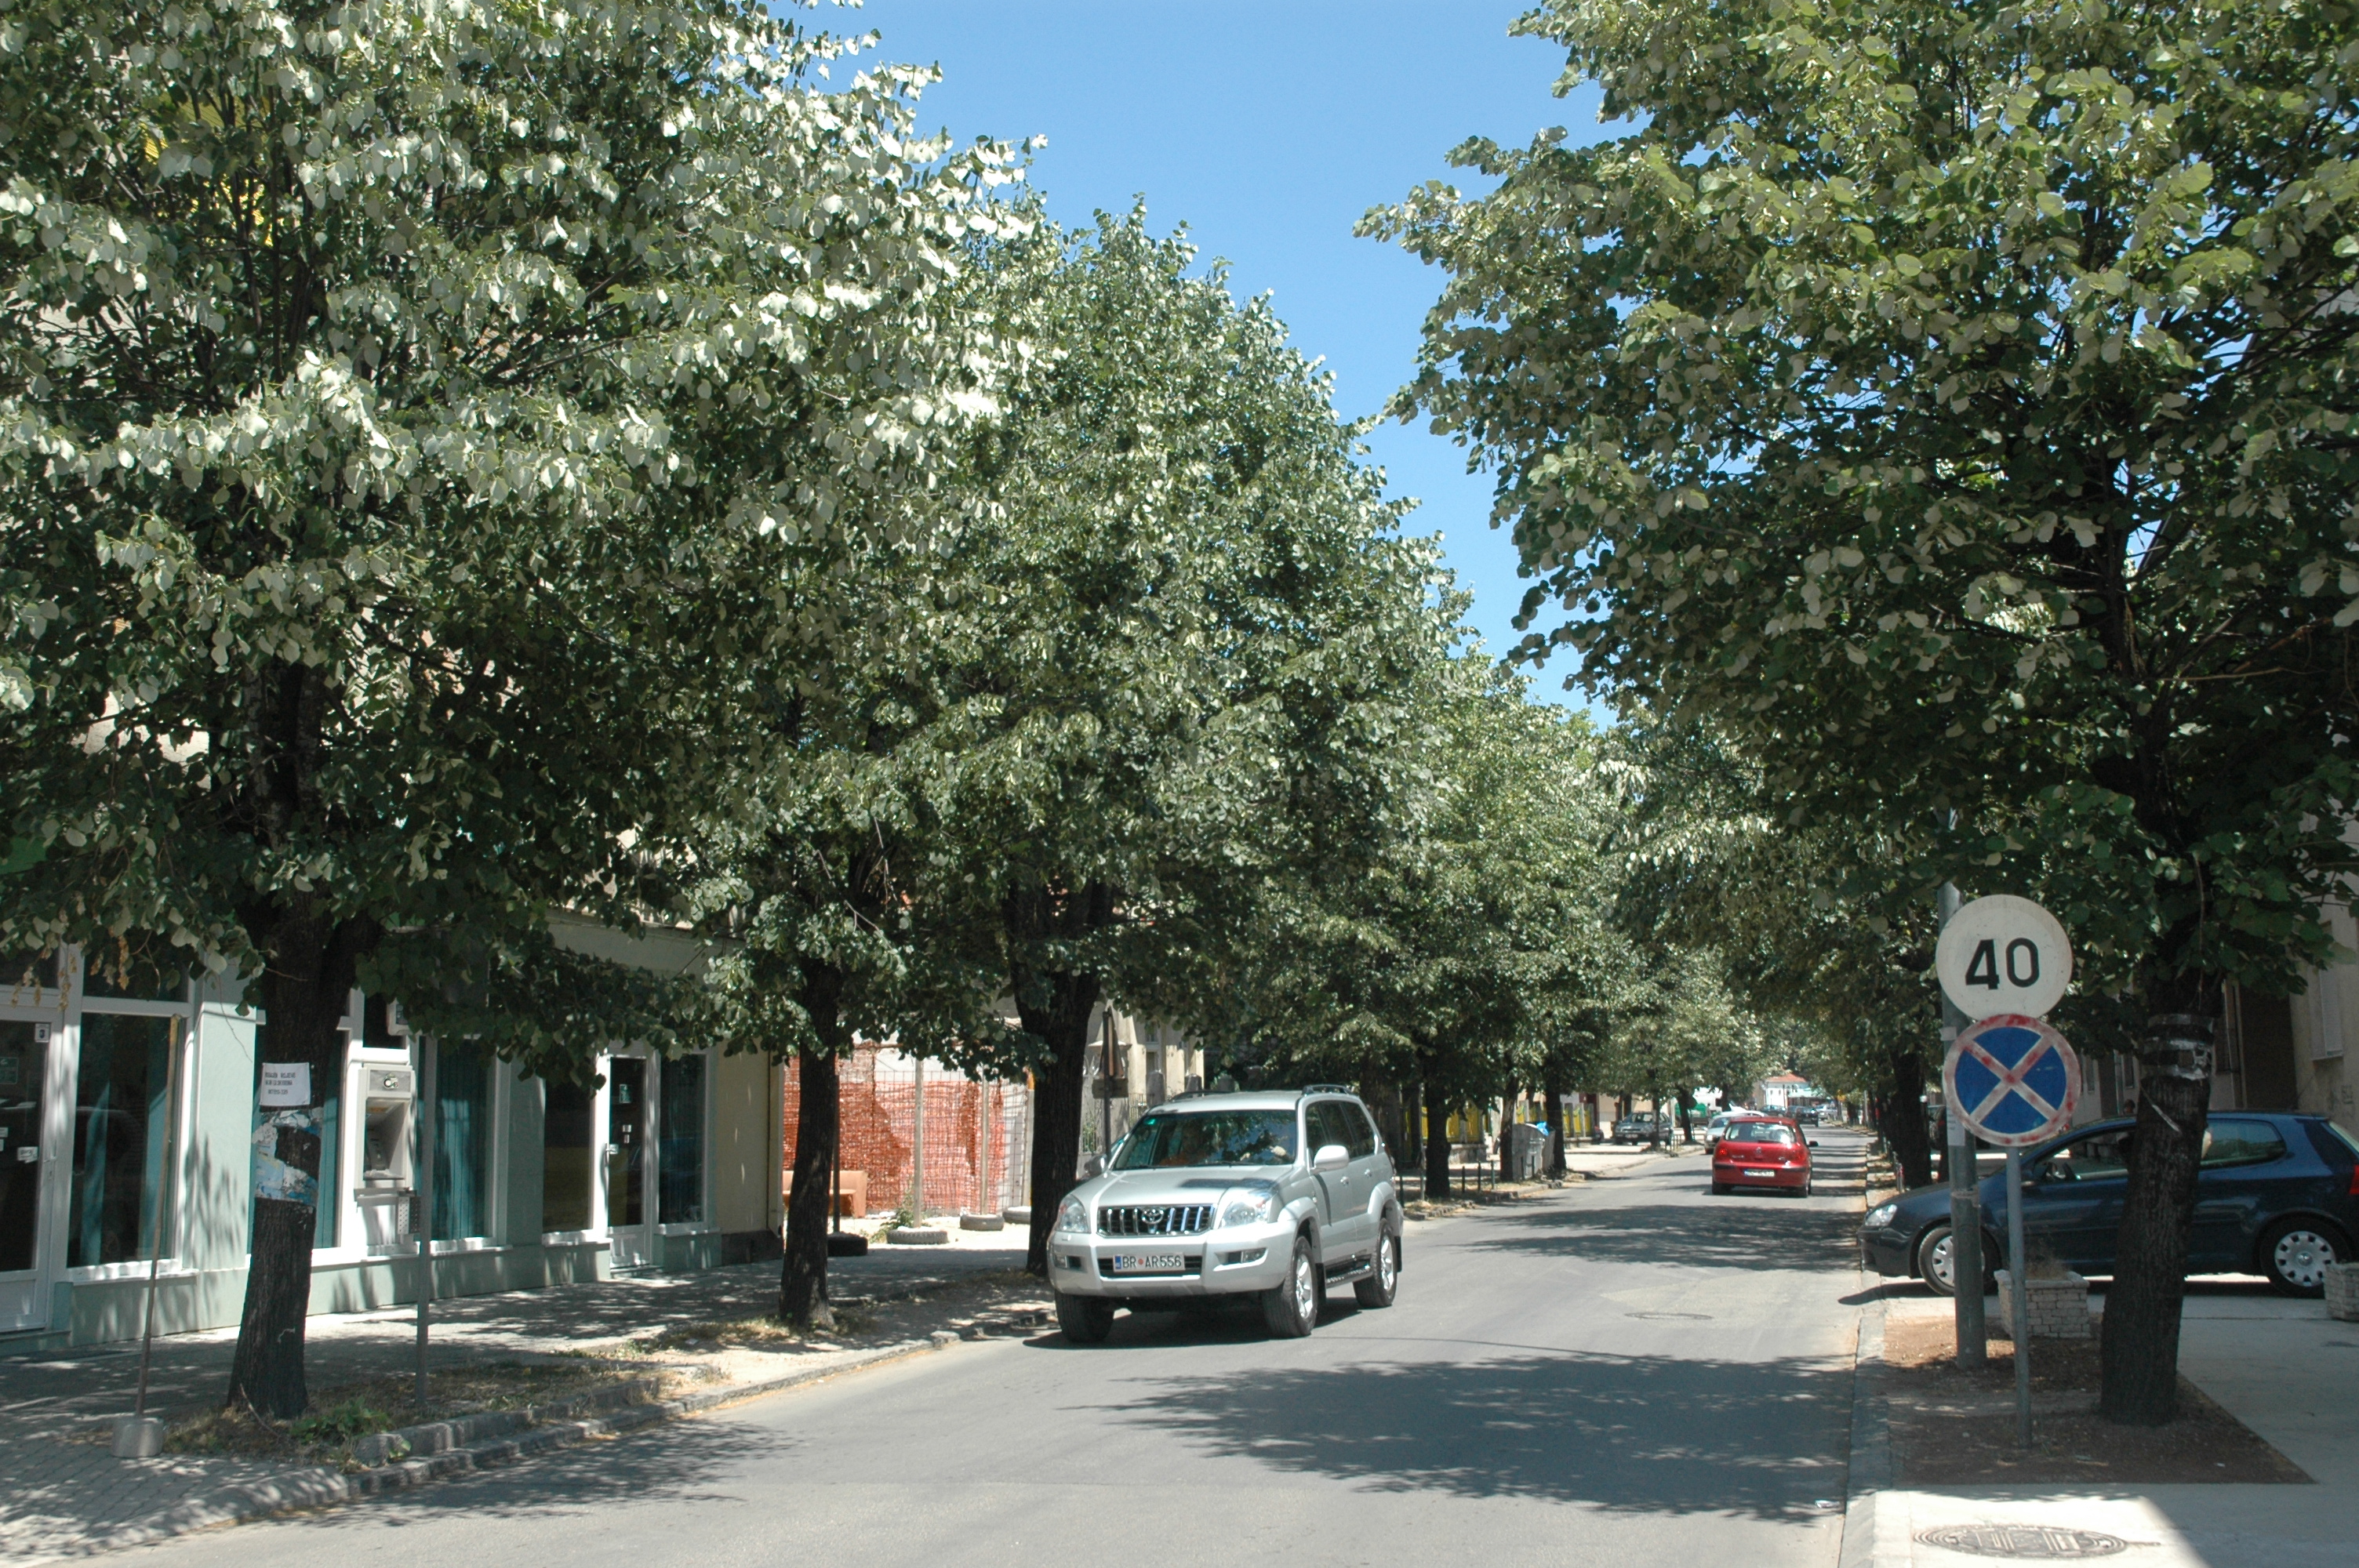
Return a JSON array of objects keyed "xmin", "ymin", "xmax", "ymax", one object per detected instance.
[{"xmin": 1881, "ymin": 1311, "xmax": 2309, "ymax": 1486}]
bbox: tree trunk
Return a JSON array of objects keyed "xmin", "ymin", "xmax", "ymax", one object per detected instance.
[
  {"xmin": 1361, "ymin": 1076, "xmax": 1408, "ymax": 1177},
  {"xmin": 780, "ymin": 963, "xmax": 849, "ymax": 1327},
  {"xmin": 1645, "ymin": 1076, "xmax": 1663, "ymax": 1147},
  {"xmin": 2102, "ymin": 1010, "xmax": 2217, "ymax": 1425},
  {"xmin": 1677, "ymin": 1091, "xmax": 1695, "ymax": 1145},
  {"xmin": 1499, "ymin": 1076, "xmax": 1521, "ymax": 1182},
  {"xmin": 1401, "ymin": 1077, "xmax": 1423, "ymax": 1181},
  {"xmin": 1881, "ymin": 1044, "xmax": 1934, "ymax": 1190},
  {"xmin": 1542, "ymin": 1063, "xmax": 1568, "ymax": 1177},
  {"xmin": 224, "ymin": 902, "xmax": 370, "ymax": 1418},
  {"xmin": 1420, "ymin": 1060, "xmax": 1450, "ymax": 1196},
  {"xmin": 1015, "ymin": 968, "xmax": 1100, "ymax": 1276}
]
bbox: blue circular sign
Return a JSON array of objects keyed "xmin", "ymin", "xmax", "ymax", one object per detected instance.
[{"xmin": 1944, "ymin": 1014, "xmax": 2079, "ymax": 1149}]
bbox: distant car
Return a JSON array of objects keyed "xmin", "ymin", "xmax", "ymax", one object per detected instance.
[
  {"xmin": 1610, "ymin": 1113, "xmax": 1667, "ymax": 1145},
  {"xmin": 1703, "ymin": 1112, "xmax": 1739, "ymax": 1147},
  {"xmin": 1858, "ymin": 1112, "xmax": 2359, "ymax": 1297},
  {"xmin": 1712, "ymin": 1119, "xmax": 1817, "ymax": 1196}
]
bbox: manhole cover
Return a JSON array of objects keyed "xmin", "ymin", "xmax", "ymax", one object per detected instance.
[
  {"xmin": 1916, "ymin": 1525, "xmax": 2137, "ymax": 1559},
  {"xmin": 1626, "ymin": 1311, "xmax": 1712, "ymax": 1319}
]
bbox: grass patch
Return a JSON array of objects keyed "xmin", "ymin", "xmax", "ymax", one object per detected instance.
[{"xmin": 162, "ymin": 1362, "xmax": 663, "ymax": 1469}]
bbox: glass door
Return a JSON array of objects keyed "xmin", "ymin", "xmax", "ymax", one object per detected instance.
[
  {"xmin": 0, "ymin": 1018, "xmax": 56, "ymax": 1330},
  {"xmin": 604, "ymin": 1057, "xmax": 652, "ymax": 1269}
]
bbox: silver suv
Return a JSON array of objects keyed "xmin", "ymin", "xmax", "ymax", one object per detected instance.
[{"xmin": 1048, "ymin": 1087, "xmax": 1403, "ymax": 1344}]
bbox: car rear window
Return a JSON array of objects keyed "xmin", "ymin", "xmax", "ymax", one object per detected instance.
[
  {"xmin": 1725, "ymin": 1122, "xmax": 1796, "ymax": 1146},
  {"xmin": 2303, "ymin": 1120, "xmax": 2359, "ymax": 1168},
  {"xmin": 2201, "ymin": 1120, "xmax": 2287, "ymax": 1168},
  {"xmin": 1112, "ymin": 1110, "xmax": 1297, "ymax": 1169}
]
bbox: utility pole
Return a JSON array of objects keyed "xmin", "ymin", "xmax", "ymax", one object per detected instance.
[
  {"xmin": 1940, "ymin": 883, "xmax": 1986, "ymax": 1368},
  {"xmin": 415, "ymin": 1036, "xmax": 437, "ymax": 1408},
  {"xmin": 910, "ymin": 1050, "xmax": 925, "ymax": 1220}
]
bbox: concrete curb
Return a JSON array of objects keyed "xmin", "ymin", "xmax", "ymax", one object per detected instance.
[
  {"xmin": 42, "ymin": 1329, "xmax": 1007, "ymax": 1559},
  {"xmin": 1839, "ymin": 1300, "xmax": 1905, "ymax": 1568}
]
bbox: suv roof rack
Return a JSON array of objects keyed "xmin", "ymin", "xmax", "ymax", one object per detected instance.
[{"xmin": 1300, "ymin": 1083, "xmax": 1354, "ymax": 1095}]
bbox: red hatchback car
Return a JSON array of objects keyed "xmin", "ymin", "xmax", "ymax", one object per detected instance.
[{"xmin": 1712, "ymin": 1119, "xmax": 1815, "ymax": 1197}]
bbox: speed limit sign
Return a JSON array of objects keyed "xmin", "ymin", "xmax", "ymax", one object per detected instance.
[{"xmin": 1935, "ymin": 895, "xmax": 2072, "ymax": 1020}]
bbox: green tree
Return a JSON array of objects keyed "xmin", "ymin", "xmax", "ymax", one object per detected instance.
[
  {"xmin": 0, "ymin": 0, "xmax": 1012, "ymax": 1413},
  {"xmin": 1372, "ymin": 0, "xmax": 2359, "ymax": 1421},
  {"xmin": 860, "ymin": 212, "xmax": 1444, "ymax": 1275}
]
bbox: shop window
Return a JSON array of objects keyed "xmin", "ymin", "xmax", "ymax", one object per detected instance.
[
  {"xmin": 659, "ymin": 1053, "xmax": 706, "ymax": 1225},
  {"xmin": 3, "ymin": 951, "xmax": 57, "ymax": 999},
  {"xmin": 82, "ymin": 953, "xmax": 188, "ymax": 1004},
  {"xmin": 70, "ymin": 1014, "xmax": 173, "ymax": 1266},
  {"xmin": 542, "ymin": 1077, "xmax": 594, "ymax": 1232},
  {"xmin": 432, "ymin": 1043, "xmax": 492, "ymax": 1240}
]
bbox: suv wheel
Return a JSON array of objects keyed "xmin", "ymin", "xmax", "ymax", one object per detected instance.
[
  {"xmin": 2260, "ymin": 1219, "xmax": 2345, "ymax": 1297},
  {"xmin": 1354, "ymin": 1229, "xmax": 1400, "ymax": 1308},
  {"xmin": 1263, "ymin": 1235, "xmax": 1318, "ymax": 1338},
  {"xmin": 1056, "ymin": 1292, "xmax": 1116, "ymax": 1345}
]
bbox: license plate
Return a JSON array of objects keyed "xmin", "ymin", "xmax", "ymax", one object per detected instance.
[
  {"xmin": 1744, "ymin": 1169, "xmax": 1778, "ymax": 1178},
  {"xmin": 1108, "ymin": 1253, "xmax": 1187, "ymax": 1274}
]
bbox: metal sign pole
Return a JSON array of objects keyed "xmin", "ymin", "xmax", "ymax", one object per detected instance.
[
  {"xmin": 415, "ymin": 1036, "xmax": 436, "ymax": 1410},
  {"xmin": 2006, "ymin": 1148, "xmax": 2031, "ymax": 1449},
  {"xmin": 1939, "ymin": 883, "xmax": 1986, "ymax": 1368}
]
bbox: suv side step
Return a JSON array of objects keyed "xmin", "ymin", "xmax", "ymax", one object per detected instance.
[{"xmin": 1322, "ymin": 1253, "xmax": 1374, "ymax": 1284}]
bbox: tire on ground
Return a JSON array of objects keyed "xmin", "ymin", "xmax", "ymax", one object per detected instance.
[
  {"xmin": 1263, "ymin": 1234, "xmax": 1318, "ymax": 1338},
  {"xmin": 1354, "ymin": 1229, "xmax": 1401, "ymax": 1309},
  {"xmin": 1056, "ymin": 1292, "xmax": 1116, "ymax": 1345},
  {"xmin": 2259, "ymin": 1217, "xmax": 2346, "ymax": 1298}
]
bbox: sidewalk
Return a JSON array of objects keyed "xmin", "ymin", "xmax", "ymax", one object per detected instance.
[
  {"xmin": 0, "ymin": 1243, "xmax": 1028, "ymax": 1563},
  {"xmin": 1845, "ymin": 1287, "xmax": 2359, "ymax": 1566}
]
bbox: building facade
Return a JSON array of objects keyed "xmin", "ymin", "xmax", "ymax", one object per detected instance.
[{"xmin": 0, "ymin": 916, "xmax": 783, "ymax": 1352}]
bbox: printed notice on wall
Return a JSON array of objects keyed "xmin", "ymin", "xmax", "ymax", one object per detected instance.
[{"xmin": 258, "ymin": 1062, "xmax": 311, "ymax": 1108}]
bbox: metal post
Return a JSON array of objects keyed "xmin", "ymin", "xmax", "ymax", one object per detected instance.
[
  {"xmin": 2005, "ymin": 1148, "xmax": 2031, "ymax": 1449},
  {"xmin": 133, "ymin": 1014, "xmax": 187, "ymax": 1419},
  {"xmin": 1940, "ymin": 881, "xmax": 1986, "ymax": 1369},
  {"xmin": 911, "ymin": 1050, "xmax": 925, "ymax": 1219},
  {"xmin": 415, "ymin": 1036, "xmax": 436, "ymax": 1410}
]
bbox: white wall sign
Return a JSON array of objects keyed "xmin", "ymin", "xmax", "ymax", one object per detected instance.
[
  {"xmin": 258, "ymin": 1062, "xmax": 311, "ymax": 1109},
  {"xmin": 1936, "ymin": 895, "xmax": 2073, "ymax": 1020}
]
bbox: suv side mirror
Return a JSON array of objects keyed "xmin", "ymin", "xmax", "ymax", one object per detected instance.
[
  {"xmin": 1079, "ymin": 1154, "xmax": 1104, "ymax": 1179},
  {"xmin": 1312, "ymin": 1143, "xmax": 1350, "ymax": 1173}
]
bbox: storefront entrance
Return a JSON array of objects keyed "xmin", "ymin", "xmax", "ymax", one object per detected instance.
[
  {"xmin": 605, "ymin": 1056, "xmax": 652, "ymax": 1270},
  {"xmin": 0, "ymin": 1017, "xmax": 58, "ymax": 1332}
]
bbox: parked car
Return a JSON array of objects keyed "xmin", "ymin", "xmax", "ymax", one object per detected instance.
[
  {"xmin": 1610, "ymin": 1112, "xmax": 1668, "ymax": 1144},
  {"xmin": 1711, "ymin": 1118, "xmax": 1818, "ymax": 1196},
  {"xmin": 1858, "ymin": 1112, "xmax": 2359, "ymax": 1297},
  {"xmin": 1047, "ymin": 1087, "xmax": 1402, "ymax": 1344}
]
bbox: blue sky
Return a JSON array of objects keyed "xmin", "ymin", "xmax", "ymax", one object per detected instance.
[{"xmin": 843, "ymin": 0, "xmax": 1609, "ymax": 704}]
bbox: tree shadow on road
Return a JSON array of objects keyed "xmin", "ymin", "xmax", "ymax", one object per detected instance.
[
  {"xmin": 1103, "ymin": 1348, "xmax": 1853, "ymax": 1521},
  {"xmin": 1463, "ymin": 1201, "xmax": 1861, "ymax": 1272}
]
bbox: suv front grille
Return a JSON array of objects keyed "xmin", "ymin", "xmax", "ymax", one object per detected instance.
[{"xmin": 1098, "ymin": 1203, "xmax": 1213, "ymax": 1237}]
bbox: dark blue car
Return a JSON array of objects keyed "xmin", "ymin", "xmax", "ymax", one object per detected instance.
[{"xmin": 1859, "ymin": 1112, "xmax": 2359, "ymax": 1297}]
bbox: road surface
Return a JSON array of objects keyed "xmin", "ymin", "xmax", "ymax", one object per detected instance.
[{"xmin": 117, "ymin": 1132, "xmax": 1872, "ymax": 1567}]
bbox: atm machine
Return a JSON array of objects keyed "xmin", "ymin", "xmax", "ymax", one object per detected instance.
[{"xmin": 356, "ymin": 1063, "xmax": 416, "ymax": 1245}]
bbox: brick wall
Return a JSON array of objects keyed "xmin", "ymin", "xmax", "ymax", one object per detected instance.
[{"xmin": 782, "ymin": 1044, "xmax": 1032, "ymax": 1218}]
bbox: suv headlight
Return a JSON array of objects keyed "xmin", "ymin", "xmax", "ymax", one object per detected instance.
[
  {"xmin": 1052, "ymin": 1194, "xmax": 1092, "ymax": 1236},
  {"xmin": 1220, "ymin": 1189, "xmax": 1278, "ymax": 1229},
  {"xmin": 1863, "ymin": 1201, "xmax": 1899, "ymax": 1230}
]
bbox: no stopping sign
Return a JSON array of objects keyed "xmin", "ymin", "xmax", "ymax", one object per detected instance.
[{"xmin": 1944, "ymin": 1014, "xmax": 2079, "ymax": 1149}]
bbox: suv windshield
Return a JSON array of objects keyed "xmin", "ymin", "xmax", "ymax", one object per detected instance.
[{"xmin": 1112, "ymin": 1109, "xmax": 1297, "ymax": 1169}]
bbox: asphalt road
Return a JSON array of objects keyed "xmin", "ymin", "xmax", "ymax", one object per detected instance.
[{"xmin": 118, "ymin": 1132, "xmax": 1873, "ymax": 1568}]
